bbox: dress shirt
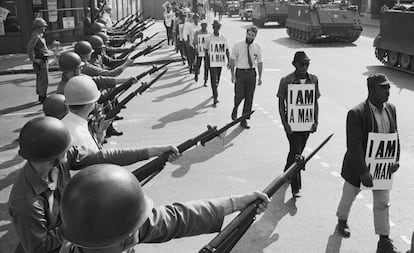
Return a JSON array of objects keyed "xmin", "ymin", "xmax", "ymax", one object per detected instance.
[
  {"xmin": 205, "ymin": 34, "xmax": 229, "ymax": 52},
  {"xmin": 368, "ymin": 101, "xmax": 391, "ymax": 133},
  {"xmin": 230, "ymin": 40, "xmax": 262, "ymax": 69}
]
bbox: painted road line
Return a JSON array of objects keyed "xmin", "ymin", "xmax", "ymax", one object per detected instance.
[
  {"xmin": 401, "ymin": 235, "xmax": 411, "ymax": 245},
  {"xmin": 330, "ymin": 171, "xmax": 341, "ymax": 178},
  {"xmin": 321, "ymin": 162, "xmax": 330, "ymax": 168},
  {"xmin": 356, "ymin": 193, "xmax": 364, "ymax": 199},
  {"xmin": 264, "ymin": 68, "xmax": 282, "ymax": 72}
]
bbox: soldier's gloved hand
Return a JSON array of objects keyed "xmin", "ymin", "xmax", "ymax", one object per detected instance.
[
  {"xmin": 360, "ymin": 172, "xmax": 373, "ymax": 187},
  {"xmin": 166, "ymin": 145, "xmax": 181, "ymax": 162},
  {"xmin": 231, "ymin": 191, "xmax": 271, "ymax": 214},
  {"xmin": 390, "ymin": 162, "xmax": 399, "ymax": 173}
]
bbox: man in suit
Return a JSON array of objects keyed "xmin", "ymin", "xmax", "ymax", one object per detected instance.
[{"xmin": 335, "ymin": 73, "xmax": 400, "ymax": 253}]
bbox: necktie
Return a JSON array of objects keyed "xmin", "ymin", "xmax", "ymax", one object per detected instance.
[
  {"xmin": 247, "ymin": 43, "xmax": 253, "ymax": 68},
  {"xmin": 44, "ymin": 168, "xmax": 60, "ymax": 224}
]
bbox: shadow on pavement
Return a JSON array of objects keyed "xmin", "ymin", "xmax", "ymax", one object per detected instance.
[
  {"xmin": 364, "ymin": 65, "xmax": 414, "ymax": 93},
  {"xmin": 152, "ymin": 82, "xmax": 204, "ymax": 102},
  {"xmin": 231, "ymin": 184, "xmax": 298, "ymax": 253},
  {"xmin": 0, "ymin": 101, "xmax": 40, "ymax": 116},
  {"xmin": 171, "ymin": 126, "xmax": 244, "ymax": 178},
  {"xmin": 148, "ymin": 75, "xmax": 191, "ymax": 92},
  {"xmin": 273, "ymin": 37, "xmax": 357, "ymax": 49},
  {"xmin": 324, "ymin": 227, "xmax": 344, "ymax": 253},
  {"xmin": 152, "ymin": 98, "xmax": 212, "ymax": 129},
  {"xmin": 0, "ymin": 75, "xmax": 36, "ymax": 87}
]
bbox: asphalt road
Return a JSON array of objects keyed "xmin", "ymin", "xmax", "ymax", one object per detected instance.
[{"xmin": 0, "ymin": 15, "xmax": 413, "ymax": 253}]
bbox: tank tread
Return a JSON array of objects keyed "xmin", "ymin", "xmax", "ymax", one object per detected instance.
[
  {"xmin": 286, "ymin": 27, "xmax": 316, "ymax": 43},
  {"xmin": 375, "ymin": 47, "xmax": 414, "ymax": 74},
  {"xmin": 335, "ymin": 29, "xmax": 362, "ymax": 43}
]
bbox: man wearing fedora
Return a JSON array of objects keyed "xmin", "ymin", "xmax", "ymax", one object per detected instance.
[
  {"xmin": 276, "ymin": 51, "xmax": 320, "ymax": 198},
  {"xmin": 205, "ymin": 20, "xmax": 229, "ymax": 106},
  {"xmin": 335, "ymin": 73, "xmax": 400, "ymax": 253}
]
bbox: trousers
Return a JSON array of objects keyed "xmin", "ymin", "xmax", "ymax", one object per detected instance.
[
  {"xmin": 209, "ymin": 67, "xmax": 222, "ymax": 99},
  {"xmin": 195, "ymin": 56, "xmax": 209, "ymax": 81},
  {"xmin": 284, "ymin": 131, "xmax": 310, "ymax": 192},
  {"xmin": 33, "ymin": 61, "xmax": 49, "ymax": 97},
  {"xmin": 234, "ymin": 68, "xmax": 256, "ymax": 120},
  {"xmin": 336, "ymin": 181, "xmax": 390, "ymax": 235}
]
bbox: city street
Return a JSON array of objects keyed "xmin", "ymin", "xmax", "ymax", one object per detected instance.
[{"xmin": 0, "ymin": 15, "xmax": 413, "ymax": 253}]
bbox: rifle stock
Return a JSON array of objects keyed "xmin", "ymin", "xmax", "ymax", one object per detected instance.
[
  {"xmin": 132, "ymin": 112, "xmax": 255, "ymax": 185},
  {"xmin": 199, "ymin": 134, "xmax": 334, "ymax": 253}
]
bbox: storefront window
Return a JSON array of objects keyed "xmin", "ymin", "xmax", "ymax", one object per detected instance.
[{"xmin": 0, "ymin": 0, "xmax": 21, "ymax": 35}]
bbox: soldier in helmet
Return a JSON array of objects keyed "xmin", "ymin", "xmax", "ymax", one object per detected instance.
[
  {"xmin": 73, "ymin": 40, "xmax": 130, "ymax": 77},
  {"xmin": 88, "ymin": 35, "xmax": 132, "ymax": 70},
  {"xmin": 8, "ymin": 117, "xmax": 180, "ymax": 253},
  {"xmin": 95, "ymin": 31, "xmax": 134, "ymax": 59},
  {"xmin": 27, "ymin": 18, "xmax": 51, "ymax": 103},
  {"xmin": 58, "ymin": 164, "xmax": 270, "ymax": 253},
  {"xmin": 43, "ymin": 94, "xmax": 69, "ymax": 120}
]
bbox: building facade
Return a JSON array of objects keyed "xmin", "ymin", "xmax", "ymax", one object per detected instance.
[{"xmin": 0, "ymin": 0, "xmax": 141, "ymax": 54}]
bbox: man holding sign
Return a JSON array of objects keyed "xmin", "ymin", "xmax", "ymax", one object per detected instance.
[
  {"xmin": 335, "ymin": 73, "xmax": 400, "ymax": 253},
  {"xmin": 277, "ymin": 51, "xmax": 320, "ymax": 198},
  {"xmin": 205, "ymin": 20, "xmax": 230, "ymax": 106},
  {"xmin": 193, "ymin": 20, "xmax": 210, "ymax": 86}
]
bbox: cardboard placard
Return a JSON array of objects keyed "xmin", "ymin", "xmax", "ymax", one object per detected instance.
[
  {"xmin": 361, "ymin": 132, "xmax": 398, "ymax": 190},
  {"xmin": 197, "ymin": 34, "xmax": 208, "ymax": 57},
  {"xmin": 209, "ymin": 40, "xmax": 227, "ymax": 67},
  {"xmin": 48, "ymin": 0, "xmax": 58, "ymax": 22},
  {"xmin": 287, "ymin": 83, "xmax": 315, "ymax": 132},
  {"xmin": 62, "ymin": 17, "xmax": 75, "ymax": 29}
]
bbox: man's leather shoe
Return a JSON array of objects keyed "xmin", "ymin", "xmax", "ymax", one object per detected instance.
[
  {"xmin": 377, "ymin": 237, "xmax": 400, "ymax": 253},
  {"xmin": 240, "ymin": 121, "xmax": 250, "ymax": 129},
  {"xmin": 203, "ymin": 80, "xmax": 208, "ymax": 87},
  {"xmin": 38, "ymin": 96, "xmax": 47, "ymax": 103},
  {"xmin": 231, "ymin": 108, "xmax": 237, "ymax": 120},
  {"xmin": 106, "ymin": 125, "xmax": 123, "ymax": 137},
  {"xmin": 336, "ymin": 220, "xmax": 351, "ymax": 238},
  {"xmin": 194, "ymin": 75, "xmax": 198, "ymax": 82}
]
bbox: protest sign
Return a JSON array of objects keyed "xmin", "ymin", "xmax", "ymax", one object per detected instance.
[
  {"xmin": 209, "ymin": 40, "xmax": 226, "ymax": 67},
  {"xmin": 287, "ymin": 83, "xmax": 315, "ymax": 132},
  {"xmin": 361, "ymin": 132, "xmax": 398, "ymax": 190},
  {"xmin": 197, "ymin": 34, "xmax": 208, "ymax": 57}
]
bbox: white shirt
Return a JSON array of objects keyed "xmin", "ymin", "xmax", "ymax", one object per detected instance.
[
  {"xmin": 205, "ymin": 33, "xmax": 229, "ymax": 52},
  {"xmin": 183, "ymin": 22, "xmax": 200, "ymax": 44},
  {"xmin": 230, "ymin": 40, "xmax": 263, "ymax": 69},
  {"xmin": 61, "ymin": 112, "xmax": 100, "ymax": 152},
  {"xmin": 164, "ymin": 11, "xmax": 174, "ymax": 27}
]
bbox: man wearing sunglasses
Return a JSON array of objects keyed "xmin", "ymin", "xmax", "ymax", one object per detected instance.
[{"xmin": 276, "ymin": 51, "xmax": 320, "ymax": 198}]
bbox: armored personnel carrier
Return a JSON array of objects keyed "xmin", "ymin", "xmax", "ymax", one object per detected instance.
[
  {"xmin": 374, "ymin": 4, "xmax": 414, "ymax": 72},
  {"xmin": 286, "ymin": 1, "xmax": 362, "ymax": 43},
  {"xmin": 251, "ymin": 0, "xmax": 289, "ymax": 27}
]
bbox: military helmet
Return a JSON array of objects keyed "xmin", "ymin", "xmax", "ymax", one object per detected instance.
[
  {"xmin": 59, "ymin": 52, "xmax": 84, "ymax": 72},
  {"xmin": 61, "ymin": 164, "xmax": 153, "ymax": 248},
  {"xmin": 88, "ymin": 35, "xmax": 105, "ymax": 50},
  {"xmin": 74, "ymin": 41, "xmax": 93, "ymax": 56},
  {"xmin": 19, "ymin": 117, "xmax": 71, "ymax": 161},
  {"xmin": 64, "ymin": 75, "xmax": 101, "ymax": 105},
  {"xmin": 42, "ymin": 94, "xmax": 69, "ymax": 119},
  {"xmin": 91, "ymin": 22, "xmax": 106, "ymax": 33},
  {"xmin": 33, "ymin": 18, "xmax": 48, "ymax": 29},
  {"xmin": 95, "ymin": 32, "xmax": 109, "ymax": 44},
  {"xmin": 96, "ymin": 17, "xmax": 107, "ymax": 25}
]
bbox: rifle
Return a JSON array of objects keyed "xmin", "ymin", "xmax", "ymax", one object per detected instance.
[
  {"xmin": 130, "ymin": 39, "xmax": 166, "ymax": 60},
  {"xmin": 130, "ymin": 20, "xmax": 155, "ymax": 38},
  {"xmin": 132, "ymin": 111, "xmax": 255, "ymax": 186},
  {"xmin": 105, "ymin": 69, "xmax": 167, "ymax": 120},
  {"xmin": 198, "ymin": 133, "xmax": 334, "ymax": 253},
  {"xmin": 98, "ymin": 60, "xmax": 172, "ymax": 104},
  {"xmin": 117, "ymin": 32, "xmax": 159, "ymax": 59}
]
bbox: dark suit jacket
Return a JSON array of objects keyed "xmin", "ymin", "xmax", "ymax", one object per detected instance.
[{"xmin": 341, "ymin": 99, "xmax": 400, "ymax": 187}]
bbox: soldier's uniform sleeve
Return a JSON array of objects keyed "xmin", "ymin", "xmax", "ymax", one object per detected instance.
[
  {"xmin": 139, "ymin": 200, "xmax": 225, "ymax": 243},
  {"xmin": 26, "ymin": 33, "xmax": 39, "ymax": 62},
  {"xmin": 92, "ymin": 76, "xmax": 117, "ymax": 90},
  {"xmin": 102, "ymin": 52, "xmax": 126, "ymax": 69},
  {"xmin": 82, "ymin": 62, "xmax": 122, "ymax": 77},
  {"xmin": 66, "ymin": 146, "xmax": 150, "ymax": 170}
]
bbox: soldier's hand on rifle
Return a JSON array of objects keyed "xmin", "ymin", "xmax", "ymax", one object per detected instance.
[
  {"xmin": 390, "ymin": 162, "xmax": 399, "ymax": 173},
  {"xmin": 230, "ymin": 191, "xmax": 270, "ymax": 214},
  {"xmin": 360, "ymin": 172, "xmax": 373, "ymax": 187},
  {"xmin": 166, "ymin": 145, "xmax": 181, "ymax": 162}
]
